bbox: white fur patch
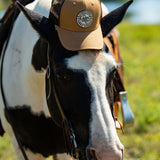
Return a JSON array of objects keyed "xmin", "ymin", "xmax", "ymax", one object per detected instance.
[
  {"xmin": 101, "ymin": 2, "xmax": 109, "ymax": 17},
  {"xmin": 1, "ymin": 0, "xmax": 52, "ymax": 117},
  {"xmin": 0, "ymin": 0, "xmax": 52, "ymax": 145}
]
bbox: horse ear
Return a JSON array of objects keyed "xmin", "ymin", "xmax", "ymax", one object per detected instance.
[
  {"xmin": 101, "ymin": 0, "xmax": 133, "ymax": 37},
  {"xmin": 16, "ymin": 1, "xmax": 55, "ymax": 42}
]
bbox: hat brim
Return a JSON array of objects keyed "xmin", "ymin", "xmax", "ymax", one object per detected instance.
[{"xmin": 56, "ymin": 25, "xmax": 103, "ymax": 51}]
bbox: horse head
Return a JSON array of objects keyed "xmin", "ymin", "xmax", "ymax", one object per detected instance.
[{"xmin": 16, "ymin": 0, "xmax": 133, "ymax": 159}]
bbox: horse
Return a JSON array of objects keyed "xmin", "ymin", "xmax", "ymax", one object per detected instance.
[{"xmin": 0, "ymin": 0, "xmax": 133, "ymax": 159}]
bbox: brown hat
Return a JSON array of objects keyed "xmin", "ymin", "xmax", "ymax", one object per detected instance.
[{"xmin": 50, "ymin": 0, "xmax": 103, "ymax": 51}]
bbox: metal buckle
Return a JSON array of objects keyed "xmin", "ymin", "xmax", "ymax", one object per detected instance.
[
  {"xmin": 119, "ymin": 91, "xmax": 134, "ymax": 127},
  {"xmin": 46, "ymin": 65, "xmax": 51, "ymax": 79}
]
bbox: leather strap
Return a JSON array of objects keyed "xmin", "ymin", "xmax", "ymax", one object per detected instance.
[
  {"xmin": 104, "ymin": 30, "xmax": 125, "ymax": 130},
  {"xmin": 104, "ymin": 31, "xmax": 124, "ymax": 83},
  {"xmin": 0, "ymin": 4, "xmax": 15, "ymax": 26},
  {"xmin": 46, "ymin": 46, "xmax": 79, "ymax": 158}
]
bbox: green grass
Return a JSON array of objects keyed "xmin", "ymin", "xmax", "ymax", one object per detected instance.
[
  {"xmin": 0, "ymin": 134, "xmax": 16, "ymax": 160},
  {"xmin": 0, "ymin": 0, "xmax": 11, "ymax": 10},
  {"xmin": 0, "ymin": 23, "xmax": 160, "ymax": 160},
  {"xmin": 117, "ymin": 23, "xmax": 160, "ymax": 160}
]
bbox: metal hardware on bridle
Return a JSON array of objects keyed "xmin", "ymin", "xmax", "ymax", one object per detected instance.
[
  {"xmin": 46, "ymin": 65, "xmax": 51, "ymax": 79},
  {"xmin": 119, "ymin": 91, "xmax": 134, "ymax": 127},
  {"xmin": 46, "ymin": 46, "xmax": 79, "ymax": 158},
  {"xmin": 46, "ymin": 65, "xmax": 51, "ymax": 100},
  {"xmin": 0, "ymin": 1, "xmax": 29, "ymax": 160}
]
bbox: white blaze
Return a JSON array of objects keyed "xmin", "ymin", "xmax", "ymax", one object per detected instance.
[{"xmin": 67, "ymin": 50, "xmax": 123, "ymax": 159}]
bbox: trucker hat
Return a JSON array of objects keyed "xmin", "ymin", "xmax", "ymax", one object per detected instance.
[{"xmin": 50, "ymin": 0, "xmax": 103, "ymax": 51}]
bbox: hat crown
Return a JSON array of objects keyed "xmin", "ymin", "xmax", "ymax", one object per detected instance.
[
  {"xmin": 51, "ymin": 0, "xmax": 103, "ymax": 51},
  {"xmin": 61, "ymin": 0, "xmax": 101, "ymax": 32},
  {"xmin": 51, "ymin": 0, "xmax": 102, "ymax": 32}
]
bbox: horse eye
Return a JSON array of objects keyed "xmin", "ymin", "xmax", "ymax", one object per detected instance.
[
  {"xmin": 110, "ymin": 67, "xmax": 117, "ymax": 79},
  {"xmin": 113, "ymin": 70, "xmax": 117, "ymax": 78},
  {"xmin": 56, "ymin": 73, "xmax": 61, "ymax": 79}
]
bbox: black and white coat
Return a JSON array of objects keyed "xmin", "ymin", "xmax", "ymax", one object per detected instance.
[{"xmin": 0, "ymin": 0, "xmax": 132, "ymax": 159}]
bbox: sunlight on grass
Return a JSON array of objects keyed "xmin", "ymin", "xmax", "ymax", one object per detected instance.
[
  {"xmin": 0, "ymin": 1, "xmax": 11, "ymax": 10},
  {"xmin": 0, "ymin": 134, "xmax": 53, "ymax": 160},
  {"xmin": 0, "ymin": 134, "xmax": 16, "ymax": 160},
  {"xmin": 117, "ymin": 23, "xmax": 160, "ymax": 160}
]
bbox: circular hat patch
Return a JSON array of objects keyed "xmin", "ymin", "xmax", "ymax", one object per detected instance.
[{"xmin": 77, "ymin": 10, "xmax": 93, "ymax": 28}]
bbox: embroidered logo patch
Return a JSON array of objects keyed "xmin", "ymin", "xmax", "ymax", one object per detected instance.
[{"xmin": 77, "ymin": 10, "xmax": 93, "ymax": 28}]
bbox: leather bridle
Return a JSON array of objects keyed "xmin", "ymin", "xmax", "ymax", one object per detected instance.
[
  {"xmin": 45, "ymin": 46, "xmax": 79, "ymax": 158},
  {"xmin": 45, "ymin": 31, "xmax": 125, "ymax": 158},
  {"xmin": 104, "ymin": 31, "xmax": 126, "ymax": 131}
]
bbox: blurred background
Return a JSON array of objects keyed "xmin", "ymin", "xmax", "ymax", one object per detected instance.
[{"xmin": 0, "ymin": 0, "xmax": 160, "ymax": 159}]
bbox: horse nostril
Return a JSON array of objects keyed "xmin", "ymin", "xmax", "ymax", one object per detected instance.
[
  {"xmin": 121, "ymin": 148, "xmax": 124, "ymax": 160},
  {"xmin": 86, "ymin": 148, "xmax": 99, "ymax": 160}
]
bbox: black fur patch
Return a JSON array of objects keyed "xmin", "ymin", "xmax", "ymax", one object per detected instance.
[
  {"xmin": 52, "ymin": 67, "xmax": 92, "ymax": 149},
  {"xmin": 0, "ymin": 119, "xmax": 5, "ymax": 136},
  {"xmin": 32, "ymin": 38, "xmax": 48, "ymax": 71},
  {"xmin": 5, "ymin": 106, "xmax": 66, "ymax": 157},
  {"xmin": 46, "ymin": 41, "xmax": 92, "ymax": 151}
]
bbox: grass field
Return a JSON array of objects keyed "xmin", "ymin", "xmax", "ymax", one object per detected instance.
[
  {"xmin": 117, "ymin": 23, "xmax": 160, "ymax": 160},
  {"xmin": 0, "ymin": 0, "xmax": 10, "ymax": 10},
  {"xmin": 0, "ymin": 23, "xmax": 160, "ymax": 160}
]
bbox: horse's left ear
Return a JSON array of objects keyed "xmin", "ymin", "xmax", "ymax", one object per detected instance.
[
  {"xmin": 16, "ymin": 1, "xmax": 55, "ymax": 42},
  {"xmin": 101, "ymin": 0, "xmax": 133, "ymax": 37}
]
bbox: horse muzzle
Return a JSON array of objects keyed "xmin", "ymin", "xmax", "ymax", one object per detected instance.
[{"xmin": 86, "ymin": 147, "xmax": 124, "ymax": 160}]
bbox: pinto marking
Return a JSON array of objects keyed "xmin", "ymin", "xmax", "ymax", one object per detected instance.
[
  {"xmin": 2, "ymin": 0, "xmax": 51, "ymax": 116},
  {"xmin": 0, "ymin": 0, "xmax": 133, "ymax": 159}
]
